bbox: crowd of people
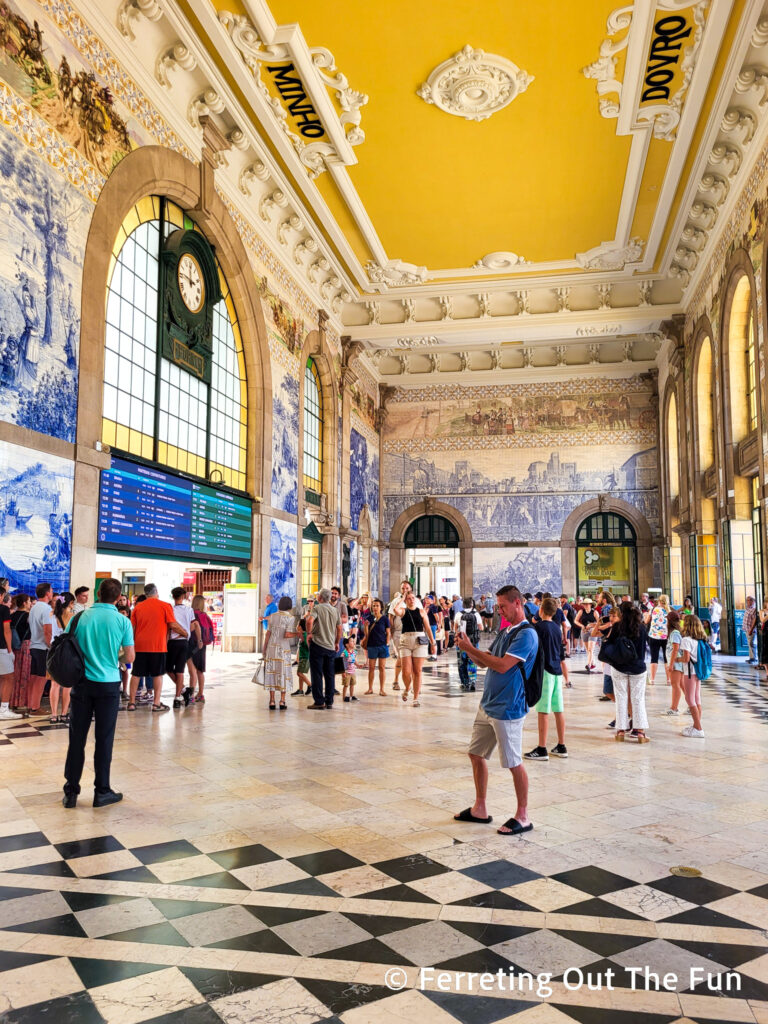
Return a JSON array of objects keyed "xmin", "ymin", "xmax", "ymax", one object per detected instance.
[{"xmin": 0, "ymin": 572, "xmax": 758, "ymax": 826}]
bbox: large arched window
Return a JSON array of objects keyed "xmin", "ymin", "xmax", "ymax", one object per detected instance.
[
  {"xmin": 727, "ymin": 275, "xmax": 754, "ymax": 444},
  {"xmin": 666, "ymin": 391, "xmax": 680, "ymax": 500},
  {"xmin": 101, "ymin": 197, "xmax": 247, "ymax": 491},
  {"xmin": 696, "ymin": 336, "xmax": 715, "ymax": 472},
  {"xmin": 303, "ymin": 357, "xmax": 323, "ymax": 493}
]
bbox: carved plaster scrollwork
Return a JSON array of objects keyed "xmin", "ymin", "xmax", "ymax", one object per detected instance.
[
  {"xmin": 330, "ymin": 290, "xmax": 352, "ymax": 316},
  {"xmin": 439, "ymin": 296, "xmax": 453, "ymax": 321},
  {"xmin": 522, "ymin": 346, "xmax": 534, "ymax": 368},
  {"xmin": 477, "ymin": 293, "xmax": 491, "ymax": 318},
  {"xmin": 576, "ymin": 237, "xmax": 643, "ymax": 270},
  {"xmin": 258, "ymin": 188, "xmax": 288, "ymax": 221},
  {"xmin": 721, "ymin": 107, "xmax": 757, "ymax": 144},
  {"xmin": 308, "ymin": 257, "xmax": 330, "ymax": 284},
  {"xmin": 588, "ymin": 343, "xmax": 601, "ymax": 364},
  {"xmin": 689, "ymin": 200, "xmax": 717, "ymax": 227},
  {"xmin": 366, "ymin": 259, "xmax": 428, "ymax": 287},
  {"xmin": 418, "ymin": 45, "xmax": 534, "ymax": 122},
  {"xmin": 490, "ymin": 348, "xmax": 502, "ymax": 370},
  {"xmin": 402, "ymin": 298, "xmax": 416, "ymax": 323},
  {"xmin": 458, "ymin": 352, "xmax": 470, "ymax": 372},
  {"xmin": 320, "ymin": 275, "xmax": 341, "ymax": 301},
  {"xmin": 555, "ymin": 287, "xmax": 570, "ymax": 312},
  {"xmin": 581, "ymin": 5, "xmax": 633, "ymax": 120},
  {"xmin": 365, "ymin": 301, "xmax": 380, "ymax": 326},
  {"xmin": 576, "ymin": 324, "xmax": 621, "ymax": 337},
  {"xmin": 294, "ymin": 237, "xmax": 318, "ymax": 265},
  {"xmin": 396, "ymin": 336, "xmax": 440, "ymax": 349},
  {"xmin": 698, "ymin": 172, "xmax": 729, "ymax": 205},
  {"xmin": 622, "ymin": 339, "xmax": 634, "ymax": 362},
  {"xmin": 554, "ymin": 345, "xmax": 567, "ymax": 366},
  {"xmin": 597, "ymin": 283, "xmax": 612, "ymax": 310},
  {"xmin": 709, "ymin": 141, "xmax": 741, "ymax": 176},
  {"xmin": 474, "ymin": 252, "xmax": 530, "ymax": 270},
  {"xmin": 277, "ymin": 214, "xmax": 303, "ymax": 245},
  {"xmin": 734, "ymin": 66, "xmax": 768, "ymax": 105},
  {"xmin": 227, "ymin": 128, "xmax": 248, "ymax": 151},
  {"xmin": 238, "ymin": 160, "xmax": 269, "ymax": 196},
  {"xmin": 681, "ymin": 225, "xmax": 706, "ymax": 248},
  {"xmin": 638, "ymin": 280, "xmax": 653, "ymax": 306},
  {"xmin": 117, "ymin": 0, "xmax": 162, "ymax": 41},
  {"xmin": 427, "ymin": 353, "xmax": 440, "ymax": 372},
  {"xmin": 752, "ymin": 16, "xmax": 768, "ymax": 47},
  {"xmin": 155, "ymin": 42, "xmax": 197, "ymax": 88},
  {"xmin": 188, "ymin": 88, "xmax": 225, "ymax": 129},
  {"xmin": 514, "ymin": 290, "xmax": 530, "ymax": 315}
]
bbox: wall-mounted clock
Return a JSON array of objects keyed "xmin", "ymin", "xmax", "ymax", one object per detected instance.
[{"xmin": 159, "ymin": 227, "xmax": 222, "ymax": 384}]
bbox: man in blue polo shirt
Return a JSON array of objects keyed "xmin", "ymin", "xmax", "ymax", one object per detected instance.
[
  {"xmin": 62, "ymin": 578, "xmax": 134, "ymax": 809},
  {"xmin": 453, "ymin": 584, "xmax": 538, "ymax": 836}
]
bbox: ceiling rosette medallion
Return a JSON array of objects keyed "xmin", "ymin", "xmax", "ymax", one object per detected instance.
[{"xmin": 417, "ymin": 45, "xmax": 534, "ymax": 122}]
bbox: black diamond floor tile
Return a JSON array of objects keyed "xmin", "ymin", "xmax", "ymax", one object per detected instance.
[
  {"xmin": 371, "ymin": 853, "xmax": 450, "ymax": 883},
  {"xmin": 319, "ymin": 935, "xmax": 415, "ymax": 966},
  {"xmin": 434, "ymin": 947, "xmax": 518, "ymax": 975},
  {"xmin": 55, "ymin": 835, "xmax": 124, "ymax": 859},
  {"xmin": 0, "ymin": 990, "xmax": 104, "ymax": 1024},
  {"xmin": 93, "ymin": 866, "xmax": 161, "ymax": 884},
  {"xmin": 5, "ymin": 913, "xmax": 88, "ymax": 938},
  {"xmin": 748, "ymin": 882, "xmax": 768, "ymax": 900},
  {"xmin": 69, "ymin": 956, "xmax": 167, "ymax": 988},
  {"xmin": 359, "ymin": 882, "xmax": 438, "ymax": 903},
  {"xmin": 452, "ymin": 890, "xmax": 538, "ymax": 911},
  {"xmin": 670, "ymin": 937, "xmax": 768, "ymax": 969},
  {"xmin": 131, "ymin": 840, "xmax": 200, "ymax": 864},
  {"xmin": 0, "ymin": 886, "xmax": 45, "ymax": 901},
  {"xmin": 551, "ymin": 866, "xmax": 638, "ymax": 896},
  {"xmin": 460, "ymin": 859, "xmax": 541, "ymax": 889},
  {"xmin": 244, "ymin": 904, "xmax": 324, "ymax": 928},
  {"xmin": 553, "ymin": 1004, "xmax": 680, "ymax": 1024},
  {"xmin": 262, "ymin": 877, "xmax": 339, "ymax": 898},
  {"xmin": 7, "ymin": 859, "xmax": 75, "ymax": 877},
  {"xmin": 102, "ymin": 922, "xmax": 190, "ymax": 946},
  {"xmin": 170, "ymin": 871, "xmax": 248, "ymax": 890},
  {"xmin": 0, "ymin": 948, "xmax": 55, "ymax": 971},
  {"xmin": 299, "ymin": 977, "xmax": 393, "ymax": 1017},
  {"xmin": 340, "ymin": 912, "xmax": 427, "ymax": 937},
  {"xmin": 448, "ymin": 920, "xmax": 537, "ymax": 945},
  {"xmin": 556, "ymin": 896, "xmax": 644, "ymax": 920},
  {"xmin": 425, "ymin": 989, "xmax": 531, "ymax": 1024},
  {"xmin": 150, "ymin": 898, "xmax": 229, "ymax": 920},
  {"xmin": 61, "ymin": 891, "xmax": 135, "ymax": 913},
  {"xmin": 179, "ymin": 965, "xmax": 281, "ymax": 999},
  {"xmin": 208, "ymin": 929, "xmax": 298, "ymax": 956},
  {"xmin": 646, "ymin": 874, "xmax": 739, "ymax": 905},
  {"xmin": 141, "ymin": 1004, "xmax": 223, "ymax": 1024},
  {"xmin": 551, "ymin": 929, "xmax": 651, "ymax": 958},
  {"xmin": 0, "ymin": 831, "xmax": 49, "ymax": 854},
  {"xmin": 208, "ymin": 843, "xmax": 280, "ymax": 871},
  {"xmin": 662, "ymin": 905, "xmax": 760, "ymax": 929},
  {"xmin": 288, "ymin": 849, "xmax": 364, "ymax": 876}
]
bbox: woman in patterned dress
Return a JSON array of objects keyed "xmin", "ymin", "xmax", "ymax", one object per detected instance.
[
  {"xmin": 10, "ymin": 593, "xmax": 31, "ymax": 712},
  {"xmin": 260, "ymin": 596, "xmax": 299, "ymax": 710}
]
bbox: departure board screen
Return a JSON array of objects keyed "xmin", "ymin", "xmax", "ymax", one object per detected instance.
[{"xmin": 98, "ymin": 457, "xmax": 252, "ymax": 563}]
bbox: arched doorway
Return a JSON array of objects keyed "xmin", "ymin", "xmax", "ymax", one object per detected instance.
[
  {"xmin": 404, "ymin": 515, "xmax": 460, "ymax": 598},
  {"xmin": 575, "ymin": 512, "xmax": 638, "ymax": 599}
]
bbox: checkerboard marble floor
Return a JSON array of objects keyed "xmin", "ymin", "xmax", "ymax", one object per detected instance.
[{"xmin": 1, "ymin": 650, "xmax": 768, "ymax": 1024}]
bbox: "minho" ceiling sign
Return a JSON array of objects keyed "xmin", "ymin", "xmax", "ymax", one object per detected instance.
[{"xmin": 265, "ymin": 63, "xmax": 328, "ymax": 140}]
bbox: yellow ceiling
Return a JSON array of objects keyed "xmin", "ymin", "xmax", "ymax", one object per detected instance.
[{"xmin": 267, "ymin": 0, "xmax": 634, "ymax": 270}]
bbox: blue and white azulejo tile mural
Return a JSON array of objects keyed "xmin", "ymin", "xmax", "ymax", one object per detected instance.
[
  {"xmin": 269, "ymin": 518, "xmax": 297, "ymax": 603},
  {"xmin": 473, "ymin": 547, "xmax": 562, "ymax": 598},
  {"xmin": 350, "ymin": 426, "xmax": 380, "ymax": 535},
  {"xmin": 0, "ymin": 125, "xmax": 89, "ymax": 442},
  {"xmin": 0, "ymin": 441, "xmax": 73, "ymax": 592},
  {"xmin": 270, "ymin": 349, "xmax": 299, "ymax": 515}
]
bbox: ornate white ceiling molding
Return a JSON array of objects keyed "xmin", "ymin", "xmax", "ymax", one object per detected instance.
[
  {"xmin": 582, "ymin": 0, "xmax": 709, "ymax": 141},
  {"xmin": 217, "ymin": 10, "xmax": 368, "ymax": 179},
  {"xmin": 665, "ymin": 1, "xmax": 768, "ymax": 290},
  {"xmin": 417, "ymin": 45, "xmax": 534, "ymax": 122},
  {"xmin": 365, "ymin": 259, "xmax": 428, "ymax": 287},
  {"xmin": 473, "ymin": 252, "xmax": 530, "ymax": 270},
  {"xmin": 395, "ymin": 336, "xmax": 441, "ymax": 348},
  {"xmin": 575, "ymin": 237, "xmax": 644, "ymax": 270}
]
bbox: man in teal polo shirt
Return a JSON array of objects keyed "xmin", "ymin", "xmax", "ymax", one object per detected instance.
[{"xmin": 62, "ymin": 578, "xmax": 134, "ymax": 809}]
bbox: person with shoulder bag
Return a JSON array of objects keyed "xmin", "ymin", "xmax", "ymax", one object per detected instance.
[
  {"xmin": 604, "ymin": 604, "xmax": 649, "ymax": 743},
  {"xmin": 454, "ymin": 597, "xmax": 480, "ymax": 691},
  {"xmin": 391, "ymin": 592, "xmax": 434, "ymax": 706},
  {"xmin": 0, "ymin": 588, "xmax": 21, "ymax": 720}
]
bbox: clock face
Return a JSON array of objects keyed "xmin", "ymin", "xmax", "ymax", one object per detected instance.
[{"xmin": 177, "ymin": 253, "xmax": 204, "ymax": 314}]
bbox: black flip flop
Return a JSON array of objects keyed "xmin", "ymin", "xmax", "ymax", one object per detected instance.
[
  {"xmin": 454, "ymin": 807, "xmax": 493, "ymax": 824},
  {"xmin": 498, "ymin": 817, "xmax": 534, "ymax": 836}
]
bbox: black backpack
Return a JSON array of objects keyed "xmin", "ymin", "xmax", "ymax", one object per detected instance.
[
  {"xmin": 46, "ymin": 611, "xmax": 85, "ymax": 689},
  {"xmin": 460, "ymin": 610, "xmax": 480, "ymax": 645},
  {"xmin": 502, "ymin": 621, "xmax": 544, "ymax": 708}
]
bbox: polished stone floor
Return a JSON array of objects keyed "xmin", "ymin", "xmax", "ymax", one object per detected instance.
[{"xmin": 1, "ymin": 646, "xmax": 768, "ymax": 1024}]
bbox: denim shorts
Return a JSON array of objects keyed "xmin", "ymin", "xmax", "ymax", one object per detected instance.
[{"xmin": 366, "ymin": 644, "xmax": 390, "ymax": 660}]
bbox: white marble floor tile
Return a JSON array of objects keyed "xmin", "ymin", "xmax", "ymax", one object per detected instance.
[
  {"xmin": 211, "ymin": 976, "xmax": 331, "ymax": 1024},
  {"xmin": 89, "ymin": 966, "xmax": 204, "ymax": 1024},
  {"xmin": 377, "ymin": 919, "xmax": 484, "ymax": 968},
  {"xmin": 74, "ymin": 897, "xmax": 165, "ymax": 938}
]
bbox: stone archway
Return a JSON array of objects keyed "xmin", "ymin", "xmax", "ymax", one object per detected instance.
[
  {"xmin": 560, "ymin": 496, "xmax": 654, "ymax": 596},
  {"xmin": 388, "ymin": 499, "xmax": 473, "ymax": 597}
]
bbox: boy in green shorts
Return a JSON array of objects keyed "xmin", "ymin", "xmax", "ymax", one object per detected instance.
[{"xmin": 525, "ymin": 597, "xmax": 567, "ymax": 760}]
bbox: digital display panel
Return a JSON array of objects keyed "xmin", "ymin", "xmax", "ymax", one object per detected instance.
[{"xmin": 98, "ymin": 457, "xmax": 252, "ymax": 564}]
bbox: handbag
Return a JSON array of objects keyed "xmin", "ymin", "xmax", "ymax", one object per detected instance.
[
  {"xmin": 46, "ymin": 612, "xmax": 84, "ymax": 688},
  {"xmin": 417, "ymin": 635, "xmax": 430, "ymax": 645},
  {"xmin": 0, "ymin": 649, "xmax": 14, "ymax": 675},
  {"xmin": 251, "ymin": 660, "xmax": 264, "ymax": 684}
]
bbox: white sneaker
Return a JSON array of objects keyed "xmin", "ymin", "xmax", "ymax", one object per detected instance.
[
  {"xmin": 685, "ymin": 708, "xmax": 692, "ymax": 715},
  {"xmin": 682, "ymin": 725, "xmax": 705, "ymax": 738},
  {"xmin": 659, "ymin": 708, "xmax": 680, "ymax": 716},
  {"xmin": 0, "ymin": 707, "xmax": 22, "ymax": 720}
]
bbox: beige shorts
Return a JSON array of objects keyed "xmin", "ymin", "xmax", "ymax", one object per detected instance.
[
  {"xmin": 342, "ymin": 673, "xmax": 355, "ymax": 686},
  {"xmin": 399, "ymin": 632, "xmax": 429, "ymax": 659},
  {"xmin": 468, "ymin": 705, "xmax": 525, "ymax": 769},
  {"xmin": 390, "ymin": 626, "xmax": 402, "ymax": 658}
]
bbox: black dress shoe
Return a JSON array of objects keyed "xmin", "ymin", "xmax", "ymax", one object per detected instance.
[
  {"xmin": 62, "ymin": 786, "xmax": 78, "ymax": 809},
  {"xmin": 93, "ymin": 789, "xmax": 123, "ymax": 807},
  {"xmin": 307, "ymin": 703, "xmax": 325, "ymax": 710}
]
